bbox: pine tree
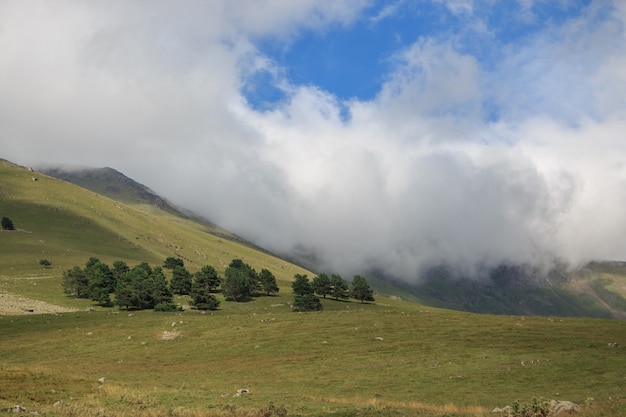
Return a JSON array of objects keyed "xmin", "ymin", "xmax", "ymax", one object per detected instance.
[
  {"xmin": 170, "ymin": 265, "xmax": 192, "ymax": 295},
  {"xmin": 312, "ymin": 273, "xmax": 332, "ymax": 298},
  {"xmin": 259, "ymin": 268, "xmax": 279, "ymax": 296},
  {"xmin": 351, "ymin": 275, "xmax": 375, "ymax": 303},
  {"xmin": 330, "ymin": 273, "xmax": 349, "ymax": 301}
]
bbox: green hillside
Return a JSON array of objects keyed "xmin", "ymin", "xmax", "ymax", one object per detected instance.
[
  {"xmin": 0, "ymin": 159, "xmax": 310, "ymax": 307},
  {"xmin": 1, "ymin": 158, "xmax": 626, "ymax": 417}
]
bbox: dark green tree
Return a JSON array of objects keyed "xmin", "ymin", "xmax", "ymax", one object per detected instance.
[
  {"xmin": 351, "ymin": 275, "xmax": 375, "ymax": 303},
  {"xmin": 114, "ymin": 273, "xmax": 135, "ymax": 310},
  {"xmin": 149, "ymin": 266, "xmax": 174, "ymax": 306},
  {"xmin": 259, "ymin": 268, "xmax": 279, "ymax": 296},
  {"xmin": 163, "ymin": 256, "xmax": 184, "ymax": 269},
  {"xmin": 85, "ymin": 258, "xmax": 115, "ymax": 305},
  {"xmin": 62, "ymin": 266, "xmax": 89, "ymax": 298},
  {"xmin": 115, "ymin": 264, "xmax": 170, "ymax": 310},
  {"xmin": 291, "ymin": 274, "xmax": 313, "ymax": 296},
  {"xmin": 170, "ymin": 265, "xmax": 192, "ymax": 295},
  {"xmin": 292, "ymin": 293, "xmax": 323, "ymax": 312},
  {"xmin": 1, "ymin": 216, "xmax": 14, "ymax": 230},
  {"xmin": 330, "ymin": 273, "xmax": 349, "ymax": 301},
  {"xmin": 223, "ymin": 266, "xmax": 251, "ymax": 301},
  {"xmin": 194, "ymin": 265, "xmax": 221, "ymax": 293},
  {"xmin": 191, "ymin": 265, "xmax": 221, "ymax": 310},
  {"xmin": 222, "ymin": 259, "xmax": 259, "ymax": 301},
  {"xmin": 312, "ymin": 273, "xmax": 332, "ymax": 298},
  {"xmin": 39, "ymin": 259, "xmax": 51, "ymax": 268},
  {"xmin": 112, "ymin": 260, "xmax": 129, "ymax": 281}
]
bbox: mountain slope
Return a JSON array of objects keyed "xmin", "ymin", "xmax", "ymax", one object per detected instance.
[
  {"xmin": 0, "ymin": 159, "xmax": 311, "ymax": 306},
  {"xmin": 374, "ymin": 261, "xmax": 626, "ymax": 319},
  {"xmin": 39, "ymin": 165, "xmax": 181, "ymax": 214}
]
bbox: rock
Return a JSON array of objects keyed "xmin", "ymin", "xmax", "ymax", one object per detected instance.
[
  {"xmin": 98, "ymin": 377, "xmax": 105, "ymax": 384},
  {"xmin": 551, "ymin": 400, "xmax": 579, "ymax": 415},
  {"xmin": 10, "ymin": 405, "xmax": 26, "ymax": 413},
  {"xmin": 234, "ymin": 388, "xmax": 250, "ymax": 397},
  {"xmin": 491, "ymin": 407, "xmax": 503, "ymax": 413},
  {"xmin": 375, "ymin": 337, "xmax": 384, "ymax": 341}
]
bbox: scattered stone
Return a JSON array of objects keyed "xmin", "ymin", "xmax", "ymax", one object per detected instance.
[
  {"xmin": 171, "ymin": 322, "xmax": 177, "ymax": 327},
  {"xmin": 160, "ymin": 330, "xmax": 181, "ymax": 340},
  {"xmin": 98, "ymin": 377, "xmax": 105, "ymax": 384},
  {"xmin": 10, "ymin": 405, "xmax": 26, "ymax": 412},
  {"xmin": 375, "ymin": 337, "xmax": 384, "ymax": 341},
  {"xmin": 491, "ymin": 407, "xmax": 503, "ymax": 413},
  {"xmin": 234, "ymin": 388, "xmax": 250, "ymax": 397},
  {"xmin": 551, "ymin": 400, "xmax": 579, "ymax": 415},
  {"xmin": 608, "ymin": 342, "xmax": 619, "ymax": 348},
  {"xmin": 53, "ymin": 401, "xmax": 63, "ymax": 407}
]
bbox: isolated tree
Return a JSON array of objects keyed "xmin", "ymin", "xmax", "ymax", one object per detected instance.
[
  {"xmin": 1, "ymin": 216, "xmax": 14, "ymax": 230},
  {"xmin": 292, "ymin": 293, "xmax": 323, "ymax": 312},
  {"xmin": 259, "ymin": 268, "xmax": 279, "ymax": 296},
  {"xmin": 330, "ymin": 274, "xmax": 350, "ymax": 301},
  {"xmin": 170, "ymin": 265, "xmax": 192, "ymax": 295},
  {"xmin": 351, "ymin": 275, "xmax": 375, "ymax": 303},
  {"xmin": 292, "ymin": 274, "xmax": 313, "ymax": 296},
  {"xmin": 163, "ymin": 256, "xmax": 184, "ymax": 269},
  {"xmin": 312, "ymin": 273, "xmax": 332, "ymax": 298},
  {"xmin": 39, "ymin": 259, "xmax": 51, "ymax": 268},
  {"xmin": 62, "ymin": 266, "xmax": 89, "ymax": 298}
]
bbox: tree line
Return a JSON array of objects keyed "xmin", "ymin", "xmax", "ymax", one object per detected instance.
[
  {"xmin": 291, "ymin": 273, "xmax": 375, "ymax": 312},
  {"xmin": 62, "ymin": 256, "xmax": 278, "ymax": 311},
  {"xmin": 62, "ymin": 256, "xmax": 375, "ymax": 313}
]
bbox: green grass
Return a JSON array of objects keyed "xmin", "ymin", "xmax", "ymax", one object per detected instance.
[
  {"xmin": 2, "ymin": 159, "xmax": 626, "ymax": 416},
  {"xmin": 1, "ymin": 298, "xmax": 625, "ymax": 416}
]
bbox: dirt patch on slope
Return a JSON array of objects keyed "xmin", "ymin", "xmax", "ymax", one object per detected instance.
[{"xmin": 0, "ymin": 292, "xmax": 77, "ymax": 315}]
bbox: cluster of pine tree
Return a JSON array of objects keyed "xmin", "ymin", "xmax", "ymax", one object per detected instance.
[
  {"xmin": 291, "ymin": 273, "xmax": 374, "ymax": 311},
  {"xmin": 62, "ymin": 256, "xmax": 278, "ymax": 311}
]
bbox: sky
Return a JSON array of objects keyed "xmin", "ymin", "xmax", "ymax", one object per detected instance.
[{"xmin": 2, "ymin": 0, "xmax": 626, "ymax": 280}]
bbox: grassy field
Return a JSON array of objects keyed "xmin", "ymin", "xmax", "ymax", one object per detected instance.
[{"xmin": 2, "ymin": 159, "xmax": 626, "ymax": 416}]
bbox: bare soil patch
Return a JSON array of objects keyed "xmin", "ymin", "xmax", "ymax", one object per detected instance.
[{"xmin": 0, "ymin": 292, "xmax": 77, "ymax": 315}]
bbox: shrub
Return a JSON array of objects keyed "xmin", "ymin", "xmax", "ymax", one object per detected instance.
[
  {"xmin": 292, "ymin": 294, "xmax": 323, "ymax": 312},
  {"xmin": 154, "ymin": 302, "xmax": 182, "ymax": 312},
  {"xmin": 1, "ymin": 216, "xmax": 14, "ymax": 230},
  {"xmin": 509, "ymin": 397, "xmax": 552, "ymax": 417}
]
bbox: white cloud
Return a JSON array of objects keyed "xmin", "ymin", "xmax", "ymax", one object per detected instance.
[{"xmin": 2, "ymin": 0, "xmax": 626, "ymax": 281}]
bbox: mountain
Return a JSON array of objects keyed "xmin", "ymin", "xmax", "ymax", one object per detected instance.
[
  {"xmin": 371, "ymin": 261, "xmax": 626, "ymax": 319},
  {"xmin": 0, "ymin": 158, "xmax": 311, "ymax": 295},
  {"xmin": 13, "ymin": 159, "xmax": 626, "ymax": 319},
  {"xmin": 39, "ymin": 165, "xmax": 182, "ymax": 214}
]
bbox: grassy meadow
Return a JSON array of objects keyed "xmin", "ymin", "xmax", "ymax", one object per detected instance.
[{"xmin": 2, "ymin": 159, "xmax": 626, "ymax": 416}]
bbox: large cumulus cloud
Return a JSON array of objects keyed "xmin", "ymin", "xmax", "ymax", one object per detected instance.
[{"xmin": 2, "ymin": 0, "xmax": 626, "ymax": 280}]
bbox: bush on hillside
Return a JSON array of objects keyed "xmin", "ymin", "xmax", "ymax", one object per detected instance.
[
  {"xmin": 1, "ymin": 216, "xmax": 14, "ymax": 230},
  {"xmin": 292, "ymin": 293, "xmax": 323, "ymax": 312}
]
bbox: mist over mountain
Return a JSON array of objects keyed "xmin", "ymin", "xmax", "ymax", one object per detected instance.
[{"xmin": 3, "ymin": 2, "xmax": 626, "ymax": 285}]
